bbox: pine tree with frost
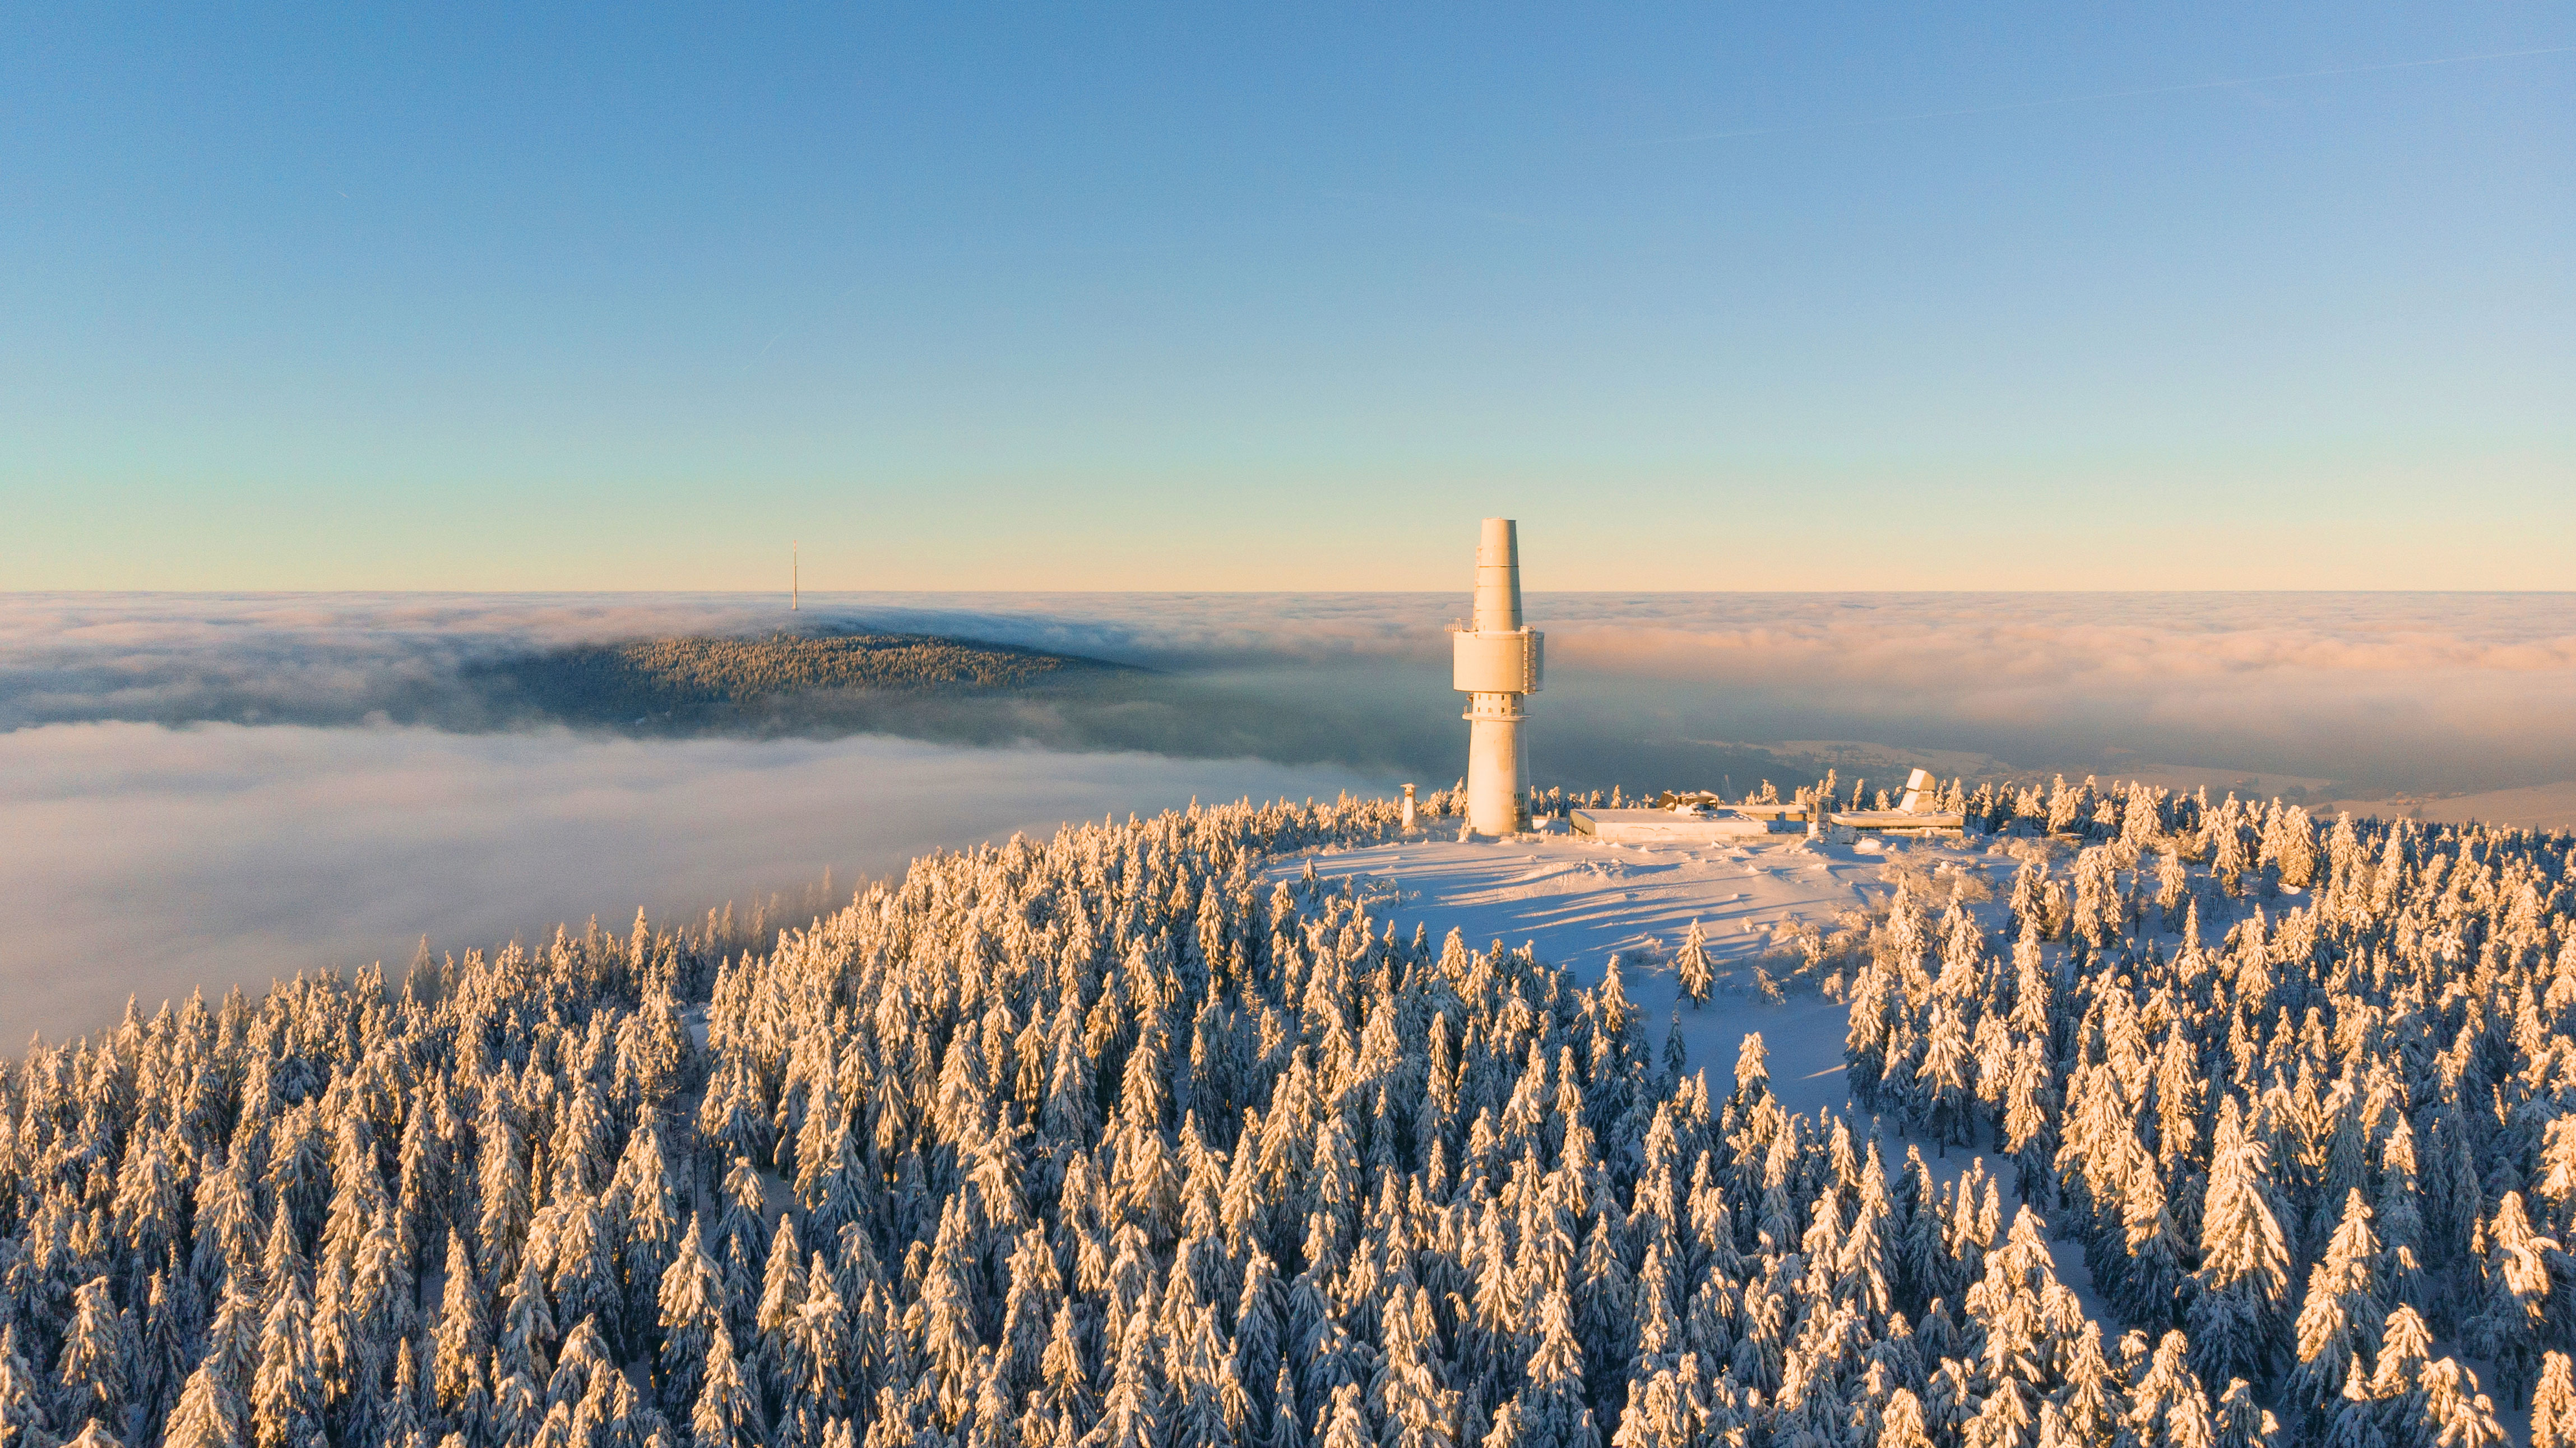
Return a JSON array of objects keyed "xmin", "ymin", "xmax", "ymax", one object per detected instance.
[
  {"xmin": 2213, "ymin": 821, "xmax": 2250, "ymax": 897},
  {"xmin": 199, "ymin": 1280, "xmax": 263, "ymax": 1426},
  {"xmin": 474, "ymin": 1101, "xmax": 531, "ymax": 1289},
  {"xmin": 266, "ymin": 1109, "xmax": 330, "ymax": 1255},
  {"xmin": 1845, "ymin": 950, "xmax": 1894, "ymax": 1102},
  {"xmin": 2001, "ymin": 1040, "xmax": 2055, "ymax": 1204},
  {"xmin": 1576, "ymin": 1214, "xmax": 1636, "ymax": 1391},
  {"xmin": 691, "ymin": 1324, "xmax": 756, "ymax": 1448},
  {"xmin": 1629, "ymin": 1241, "xmax": 1684, "ymax": 1373},
  {"xmin": 1674, "ymin": 923, "xmax": 1711, "ymax": 1009},
  {"xmin": 918, "ymin": 1248, "xmax": 979, "ymax": 1427},
  {"xmin": 1316, "ymin": 1384, "xmax": 1369, "ymax": 1448},
  {"xmin": 2434, "ymin": 1122, "xmax": 2485, "ymax": 1311},
  {"xmin": 2148, "ymin": 1034, "xmax": 2201, "ymax": 1174},
  {"xmin": 0, "ymin": 1324, "xmax": 55, "ymax": 1448},
  {"xmin": 616, "ymin": 1122, "xmax": 683, "ymax": 1349},
  {"xmin": 250, "ymin": 1275, "xmax": 325, "ymax": 1448},
  {"xmin": 714, "ymin": 1155, "xmax": 768, "ymax": 1281},
  {"xmin": 2533, "ymin": 1352, "xmax": 2576, "ymax": 1448},
  {"xmin": 1729, "ymin": 1031, "xmax": 1770, "ymax": 1114},
  {"xmin": 191, "ymin": 1158, "xmax": 261, "ymax": 1304},
  {"xmin": 2416, "ymin": 1359, "xmax": 2505, "ymax": 1448},
  {"xmin": 1963, "ymin": 1366, "xmax": 2035, "ymax": 1448},
  {"xmin": 787, "ymin": 1256, "xmax": 851, "ymax": 1436},
  {"xmin": 132, "ymin": 1286, "xmax": 186, "ymax": 1433},
  {"xmin": 1042, "ymin": 1302, "xmax": 1096, "ymax": 1429},
  {"xmin": 656, "ymin": 1213, "xmax": 724, "ymax": 1413},
  {"xmin": 1373, "ymin": 1284, "xmax": 1456, "ymax": 1448},
  {"xmin": 392, "ymin": 1099, "xmax": 446, "ymax": 1279},
  {"xmin": 749, "ymin": 1213, "xmax": 805, "ymax": 1410},
  {"xmin": 548, "ymin": 1315, "xmax": 613, "ymax": 1414},
  {"xmin": 1607, "ymin": 1366, "xmax": 1684, "ymax": 1448},
  {"xmin": 163, "ymin": 1361, "xmax": 242, "ymax": 1448},
  {"xmin": 2286, "ymin": 1189, "xmax": 2383, "ymax": 1423},
  {"xmin": 1515, "ymin": 1287, "xmax": 1602, "ymax": 1448},
  {"xmin": 303, "ymin": 1251, "xmax": 356, "ymax": 1435},
  {"xmin": 2212, "ymin": 1378, "xmax": 2277, "ymax": 1448},
  {"xmin": 2126, "ymin": 1330, "xmax": 2215, "ymax": 1448},
  {"xmin": 2053, "ymin": 1323, "xmax": 2124, "ymax": 1446},
  {"xmin": 1268, "ymin": 1358, "xmax": 1306, "ymax": 1448},
  {"xmin": 549, "ymin": 1193, "xmax": 620, "ymax": 1352},
  {"xmin": 1091, "ymin": 1306, "xmax": 1164, "ymax": 1448},
  {"xmin": 350, "ymin": 1209, "xmax": 415, "ymax": 1389},
  {"xmin": 1917, "ymin": 1005, "xmax": 1973, "ymax": 1152},
  {"xmin": 380, "ymin": 1338, "xmax": 424, "ymax": 1448},
  {"xmin": 431, "ymin": 1232, "xmax": 484, "ymax": 1413},
  {"xmin": 2466, "ymin": 1191, "xmax": 2558, "ymax": 1404},
  {"xmin": 1877, "ymin": 1387, "xmax": 1933, "ymax": 1448},
  {"xmin": 2154, "ymin": 848, "xmax": 2189, "ymax": 931},
  {"xmin": 2366, "ymin": 1304, "xmax": 2436, "ymax": 1447},
  {"xmin": 1230, "ymin": 1254, "xmax": 1283, "ymax": 1398},
  {"xmin": 55, "ymin": 1277, "xmax": 128, "ymax": 1437},
  {"xmin": 1170, "ymin": 1295, "xmax": 1238, "ymax": 1448},
  {"xmin": 2376, "ymin": 1116, "xmax": 2430, "ymax": 1311},
  {"xmin": 2189, "ymin": 1097, "xmax": 2292, "ymax": 1389},
  {"xmin": 497, "ymin": 1253, "xmax": 556, "ymax": 1387}
]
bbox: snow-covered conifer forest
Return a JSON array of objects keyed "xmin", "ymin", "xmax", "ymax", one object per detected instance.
[{"xmin": 4, "ymin": 780, "xmax": 2573, "ymax": 1448}]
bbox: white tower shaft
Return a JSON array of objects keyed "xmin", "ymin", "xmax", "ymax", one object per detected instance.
[{"xmin": 1452, "ymin": 518, "xmax": 1542, "ymax": 836}]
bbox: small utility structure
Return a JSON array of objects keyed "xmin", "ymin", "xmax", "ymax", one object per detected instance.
[{"xmin": 1570, "ymin": 767, "xmax": 1967, "ymax": 842}]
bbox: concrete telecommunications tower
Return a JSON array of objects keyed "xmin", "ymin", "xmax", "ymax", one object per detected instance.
[{"xmin": 1452, "ymin": 518, "xmax": 1543, "ymax": 836}]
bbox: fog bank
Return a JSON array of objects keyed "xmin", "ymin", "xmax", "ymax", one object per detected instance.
[
  {"xmin": 15, "ymin": 591, "xmax": 2566, "ymax": 793},
  {"xmin": 0, "ymin": 721, "xmax": 1378, "ymax": 1045}
]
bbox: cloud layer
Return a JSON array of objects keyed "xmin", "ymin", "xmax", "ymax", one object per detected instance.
[
  {"xmin": 15, "ymin": 591, "xmax": 2566, "ymax": 792},
  {"xmin": 6, "ymin": 591, "xmax": 2571, "ymax": 1042},
  {"xmin": 0, "ymin": 721, "xmax": 1377, "ymax": 1045}
]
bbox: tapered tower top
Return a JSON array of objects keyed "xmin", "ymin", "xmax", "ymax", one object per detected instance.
[{"xmin": 1473, "ymin": 518, "xmax": 1522, "ymax": 632}]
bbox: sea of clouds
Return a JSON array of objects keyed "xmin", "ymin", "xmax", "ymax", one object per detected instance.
[
  {"xmin": 0, "ymin": 720, "xmax": 1378, "ymax": 1045},
  {"xmin": 3, "ymin": 590, "xmax": 2570, "ymax": 1043},
  {"xmin": 15, "ymin": 591, "xmax": 2576, "ymax": 784}
]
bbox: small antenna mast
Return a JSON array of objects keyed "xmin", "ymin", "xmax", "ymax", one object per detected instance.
[{"xmin": 792, "ymin": 541, "xmax": 799, "ymax": 612}]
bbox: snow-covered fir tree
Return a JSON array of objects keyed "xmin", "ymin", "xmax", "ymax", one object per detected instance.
[{"xmin": 0, "ymin": 781, "xmax": 2567, "ymax": 1447}]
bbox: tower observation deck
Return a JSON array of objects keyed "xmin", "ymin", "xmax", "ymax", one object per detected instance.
[{"xmin": 1452, "ymin": 518, "xmax": 1543, "ymax": 836}]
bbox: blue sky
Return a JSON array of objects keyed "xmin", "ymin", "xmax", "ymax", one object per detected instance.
[{"xmin": 3, "ymin": 3, "xmax": 2568, "ymax": 590}]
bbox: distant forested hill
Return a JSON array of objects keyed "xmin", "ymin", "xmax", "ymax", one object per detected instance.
[{"xmin": 478, "ymin": 631, "xmax": 1127, "ymax": 727}]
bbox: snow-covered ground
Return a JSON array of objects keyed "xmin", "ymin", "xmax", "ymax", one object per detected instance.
[
  {"xmin": 1271, "ymin": 828, "xmax": 2561, "ymax": 1421},
  {"xmin": 1271, "ymin": 829, "xmax": 1966, "ymax": 1122},
  {"xmin": 1268, "ymin": 828, "xmax": 2122, "ymax": 1333},
  {"xmin": 2316, "ymin": 779, "xmax": 2576, "ymax": 832}
]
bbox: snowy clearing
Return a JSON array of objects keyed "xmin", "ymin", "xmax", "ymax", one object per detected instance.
[
  {"xmin": 1272, "ymin": 829, "xmax": 2127, "ymax": 1333},
  {"xmin": 1270, "ymin": 830, "xmax": 1978, "ymax": 1121}
]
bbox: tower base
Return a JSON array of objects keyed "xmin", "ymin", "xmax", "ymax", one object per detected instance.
[{"xmin": 1465, "ymin": 697, "xmax": 1526, "ymax": 836}]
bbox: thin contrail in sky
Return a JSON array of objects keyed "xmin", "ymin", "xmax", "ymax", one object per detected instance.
[{"xmin": 1641, "ymin": 44, "xmax": 2576, "ymax": 146}]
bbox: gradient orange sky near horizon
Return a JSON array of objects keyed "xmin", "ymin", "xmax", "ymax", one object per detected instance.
[{"xmin": 3, "ymin": 4, "xmax": 2568, "ymax": 591}]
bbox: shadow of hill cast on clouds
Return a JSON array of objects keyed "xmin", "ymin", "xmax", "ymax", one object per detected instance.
[{"xmin": 3, "ymin": 775, "xmax": 2566, "ymax": 1448}]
